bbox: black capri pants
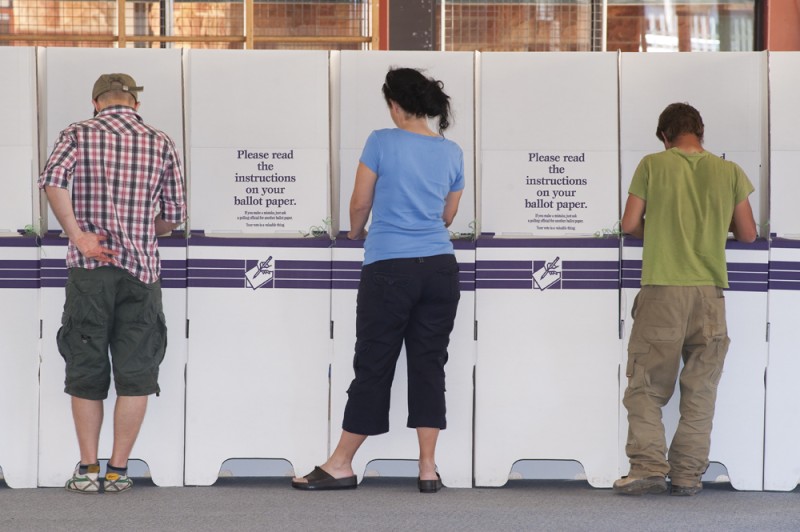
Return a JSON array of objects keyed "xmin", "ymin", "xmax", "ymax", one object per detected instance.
[{"xmin": 342, "ymin": 254, "xmax": 460, "ymax": 435}]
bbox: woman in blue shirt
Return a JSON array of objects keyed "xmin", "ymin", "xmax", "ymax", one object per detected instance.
[{"xmin": 293, "ymin": 67, "xmax": 464, "ymax": 493}]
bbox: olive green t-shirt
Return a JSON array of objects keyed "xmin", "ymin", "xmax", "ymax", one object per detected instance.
[{"xmin": 628, "ymin": 148, "xmax": 754, "ymax": 288}]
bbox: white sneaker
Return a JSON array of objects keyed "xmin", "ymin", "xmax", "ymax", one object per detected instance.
[
  {"xmin": 65, "ymin": 464, "xmax": 101, "ymax": 494},
  {"xmin": 104, "ymin": 471, "xmax": 133, "ymax": 494}
]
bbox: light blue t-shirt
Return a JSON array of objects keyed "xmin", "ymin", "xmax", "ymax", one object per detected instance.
[{"xmin": 359, "ymin": 128, "xmax": 465, "ymax": 265}]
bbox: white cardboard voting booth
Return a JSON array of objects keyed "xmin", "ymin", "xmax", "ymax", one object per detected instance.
[
  {"xmin": 620, "ymin": 239, "xmax": 768, "ymax": 491},
  {"xmin": 38, "ymin": 236, "xmax": 188, "ymax": 487},
  {"xmin": 474, "ymin": 52, "xmax": 621, "ymax": 487},
  {"xmin": 618, "ymin": 53, "xmax": 769, "ymax": 490},
  {"xmin": 184, "ymin": 237, "xmax": 331, "ymax": 485},
  {"xmin": 329, "ymin": 238, "xmax": 476, "ymax": 487},
  {"xmin": 0, "ymin": 238, "xmax": 40, "ymax": 488},
  {"xmin": 183, "ymin": 50, "xmax": 332, "ymax": 484},
  {"xmin": 474, "ymin": 237, "xmax": 622, "ymax": 487},
  {"xmin": 767, "ymin": 52, "xmax": 800, "ymax": 238},
  {"xmin": 764, "ymin": 240, "xmax": 800, "ymax": 490},
  {"xmin": 331, "ymin": 51, "xmax": 476, "ymax": 485},
  {"xmin": 764, "ymin": 53, "xmax": 800, "ymax": 491},
  {"xmin": 37, "ymin": 47, "xmax": 187, "ymax": 486},
  {"xmin": 0, "ymin": 47, "xmax": 39, "ymax": 488}
]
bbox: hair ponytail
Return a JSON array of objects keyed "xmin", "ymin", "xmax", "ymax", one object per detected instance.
[{"xmin": 382, "ymin": 68, "xmax": 452, "ymax": 134}]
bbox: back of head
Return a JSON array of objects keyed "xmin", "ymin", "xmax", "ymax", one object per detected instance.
[
  {"xmin": 382, "ymin": 67, "xmax": 452, "ymax": 134},
  {"xmin": 656, "ymin": 102, "xmax": 704, "ymax": 144},
  {"xmin": 92, "ymin": 73, "xmax": 143, "ymax": 108}
]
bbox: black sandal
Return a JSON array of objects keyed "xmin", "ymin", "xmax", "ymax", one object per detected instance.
[
  {"xmin": 418, "ymin": 472, "xmax": 443, "ymax": 493},
  {"xmin": 292, "ymin": 466, "xmax": 358, "ymax": 491}
]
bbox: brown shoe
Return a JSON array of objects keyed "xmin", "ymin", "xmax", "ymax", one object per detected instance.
[
  {"xmin": 670, "ymin": 482, "xmax": 703, "ymax": 496},
  {"xmin": 613, "ymin": 475, "xmax": 668, "ymax": 495}
]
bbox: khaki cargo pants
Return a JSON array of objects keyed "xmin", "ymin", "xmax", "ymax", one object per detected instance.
[{"xmin": 623, "ymin": 285, "xmax": 730, "ymax": 487}]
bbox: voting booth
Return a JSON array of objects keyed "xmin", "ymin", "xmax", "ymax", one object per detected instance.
[
  {"xmin": 329, "ymin": 51, "xmax": 477, "ymax": 486},
  {"xmin": 38, "ymin": 235, "xmax": 188, "ymax": 487},
  {"xmin": 765, "ymin": 239, "xmax": 800, "ymax": 490},
  {"xmin": 37, "ymin": 48, "xmax": 186, "ymax": 487},
  {"xmin": 0, "ymin": 47, "xmax": 39, "ymax": 488},
  {"xmin": 763, "ymin": 52, "xmax": 800, "ymax": 491},
  {"xmin": 183, "ymin": 50, "xmax": 332, "ymax": 485},
  {"xmin": 617, "ymin": 52, "xmax": 769, "ymax": 491},
  {"xmin": 329, "ymin": 237, "xmax": 476, "ymax": 487},
  {"xmin": 0, "ymin": 238, "xmax": 40, "ymax": 488},
  {"xmin": 474, "ymin": 53, "xmax": 621, "ymax": 488},
  {"xmin": 474, "ymin": 237, "xmax": 621, "ymax": 487},
  {"xmin": 620, "ymin": 240, "xmax": 768, "ymax": 491}
]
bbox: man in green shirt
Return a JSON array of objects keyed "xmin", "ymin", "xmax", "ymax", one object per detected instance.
[{"xmin": 613, "ymin": 103, "xmax": 757, "ymax": 497}]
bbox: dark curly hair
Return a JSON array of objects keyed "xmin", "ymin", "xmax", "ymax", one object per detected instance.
[
  {"xmin": 382, "ymin": 67, "xmax": 452, "ymax": 134},
  {"xmin": 656, "ymin": 102, "xmax": 704, "ymax": 144}
]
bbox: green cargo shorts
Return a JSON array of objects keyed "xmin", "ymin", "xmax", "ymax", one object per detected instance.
[{"xmin": 56, "ymin": 266, "xmax": 167, "ymax": 400}]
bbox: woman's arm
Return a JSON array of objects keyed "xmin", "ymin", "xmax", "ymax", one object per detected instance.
[{"xmin": 348, "ymin": 162, "xmax": 378, "ymax": 239}]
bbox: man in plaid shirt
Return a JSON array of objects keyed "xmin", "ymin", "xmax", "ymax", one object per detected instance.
[{"xmin": 39, "ymin": 73, "xmax": 186, "ymax": 494}]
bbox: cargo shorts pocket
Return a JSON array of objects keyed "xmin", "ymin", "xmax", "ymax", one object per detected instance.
[
  {"xmin": 626, "ymin": 341, "xmax": 650, "ymax": 383},
  {"xmin": 57, "ymin": 278, "xmax": 108, "ymax": 363}
]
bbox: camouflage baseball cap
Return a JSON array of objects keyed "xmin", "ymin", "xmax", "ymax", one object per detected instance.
[{"xmin": 92, "ymin": 73, "xmax": 143, "ymax": 102}]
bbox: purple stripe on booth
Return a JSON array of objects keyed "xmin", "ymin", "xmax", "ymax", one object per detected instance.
[
  {"xmin": 771, "ymin": 238, "xmax": 800, "ymax": 249},
  {"xmin": 728, "ymin": 282, "xmax": 767, "ymax": 292},
  {"xmin": 563, "ymin": 280, "xmax": 620, "ymax": 290},
  {"xmin": 769, "ymin": 270, "xmax": 800, "ymax": 281},
  {"xmin": 332, "ymin": 280, "xmax": 360, "ymax": 289},
  {"xmin": 188, "ymin": 278, "xmax": 249, "ymax": 289},
  {"xmin": 275, "ymin": 279, "xmax": 331, "ymax": 289},
  {"xmin": 41, "ymin": 259, "xmax": 67, "ymax": 268},
  {"xmin": 0, "ymin": 269, "xmax": 39, "ymax": 279},
  {"xmin": 332, "ymin": 270, "xmax": 361, "ymax": 281},
  {"xmin": 728, "ymin": 272, "xmax": 768, "ymax": 283},
  {"xmin": 277, "ymin": 259, "xmax": 331, "ymax": 270},
  {"xmin": 770, "ymin": 261, "xmax": 800, "ymax": 271},
  {"xmin": 161, "ymin": 269, "xmax": 187, "ymax": 280},
  {"xmin": 727, "ymin": 262, "xmax": 768, "ymax": 272},
  {"xmin": 0, "ymin": 280, "xmax": 40, "ymax": 289},
  {"xmin": 476, "ymin": 280, "xmax": 533, "ymax": 289},
  {"xmin": 0, "ymin": 260, "xmax": 40, "ymax": 269},
  {"xmin": 189, "ymin": 268, "xmax": 245, "ymax": 279},
  {"xmin": 621, "ymin": 279, "xmax": 641, "ymax": 289},
  {"xmin": 278, "ymin": 270, "xmax": 332, "ymax": 280},
  {"xmin": 770, "ymin": 281, "xmax": 800, "ymax": 291},
  {"xmin": 477, "ymin": 260, "xmax": 532, "ymax": 270},
  {"xmin": 332, "ymin": 260, "xmax": 362, "ymax": 270},
  {"xmin": 188, "ymin": 259, "xmax": 246, "ymax": 269},
  {"xmin": 41, "ymin": 279, "xmax": 67, "ymax": 288},
  {"xmin": 565, "ymin": 260, "xmax": 619, "ymax": 270},
  {"xmin": 162, "ymin": 279, "xmax": 187, "ymax": 289},
  {"xmin": 563, "ymin": 270, "xmax": 619, "ymax": 280},
  {"xmin": 0, "ymin": 237, "xmax": 38, "ymax": 247},
  {"xmin": 476, "ymin": 270, "xmax": 533, "ymax": 280}
]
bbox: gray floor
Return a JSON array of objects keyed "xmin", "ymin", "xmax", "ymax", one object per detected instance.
[{"xmin": 2, "ymin": 477, "xmax": 800, "ymax": 532}]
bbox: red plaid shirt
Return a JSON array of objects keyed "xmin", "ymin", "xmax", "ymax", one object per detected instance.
[{"xmin": 39, "ymin": 106, "xmax": 186, "ymax": 284}]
